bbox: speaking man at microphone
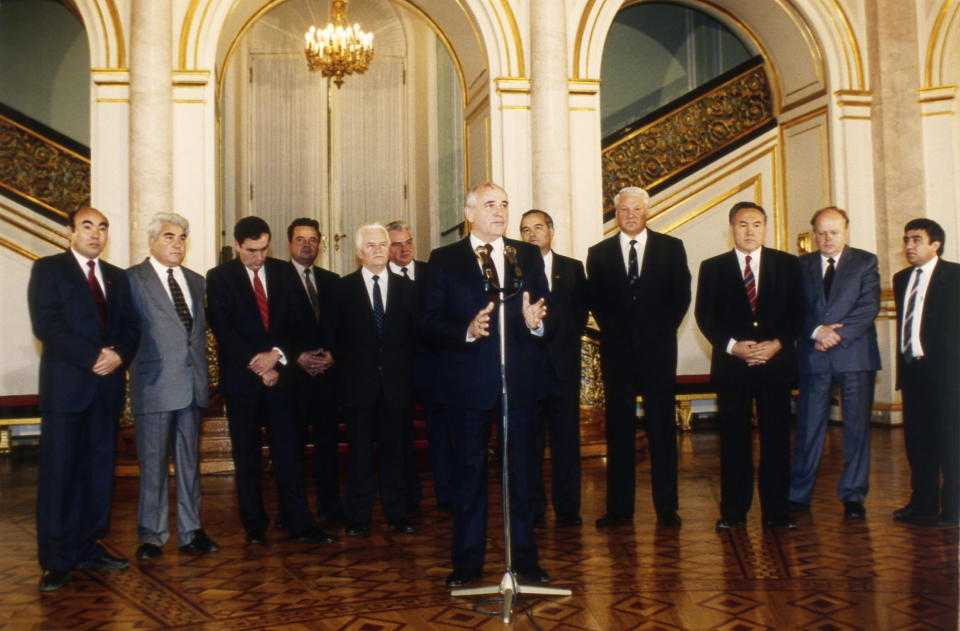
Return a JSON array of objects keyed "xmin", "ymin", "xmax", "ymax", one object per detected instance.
[{"xmin": 421, "ymin": 182, "xmax": 550, "ymax": 588}]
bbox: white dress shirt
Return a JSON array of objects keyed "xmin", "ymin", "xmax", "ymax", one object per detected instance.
[
  {"xmin": 542, "ymin": 250, "xmax": 554, "ymax": 292},
  {"xmin": 242, "ymin": 264, "xmax": 286, "ymax": 364},
  {"xmin": 727, "ymin": 246, "xmax": 763, "ymax": 354},
  {"xmin": 70, "ymin": 247, "xmax": 105, "ymax": 296},
  {"xmin": 901, "ymin": 256, "xmax": 938, "ymax": 358},
  {"xmin": 148, "ymin": 256, "xmax": 193, "ymax": 315},
  {"xmin": 389, "ymin": 261, "xmax": 415, "ymax": 280},
  {"xmin": 619, "ymin": 229, "xmax": 647, "ymax": 276},
  {"xmin": 361, "ymin": 266, "xmax": 389, "ymax": 311}
]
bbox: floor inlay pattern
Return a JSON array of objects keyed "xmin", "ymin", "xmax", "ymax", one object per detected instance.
[{"xmin": 0, "ymin": 426, "xmax": 956, "ymax": 629}]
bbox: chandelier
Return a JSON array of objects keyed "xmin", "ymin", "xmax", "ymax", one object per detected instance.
[{"xmin": 304, "ymin": 0, "xmax": 374, "ymax": 89}]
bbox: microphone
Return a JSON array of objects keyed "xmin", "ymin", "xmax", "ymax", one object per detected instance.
[
  {"xmin": 475, "ymin": 245, "xmax": 496, "ymax": 294},
  {"xmin": 503, "ymin": 245, "xmax": 523, "ymax": 291}
]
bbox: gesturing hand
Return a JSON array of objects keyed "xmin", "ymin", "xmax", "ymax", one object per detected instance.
[
  {"xmin": 522, "ymin": 292, "xmax": 547, "ymax": 330},
  {"xmin": 468, "ymin": 302, "xmax": 495, "ymax": 339}
]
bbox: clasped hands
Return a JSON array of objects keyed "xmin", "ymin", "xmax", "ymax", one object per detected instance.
[
  {"xmin": 297, "ymin": 348, "xmax": 334, "ymax": 376},
  {"xmin": 249, "ymin": 349, "xmax": 282, "ymax": 387},
  {"xmin": 91, "ymin": 347, "xmax": 122, "ymax": 376},
  {"xmin": 731, "ymin": 338, "xmax": 783, "ymax": 366},
  {"xmin": 813, "ymin": 323, "xmax": 843, "ymax": 352},
  {"xmin": 467, "ymin": 292, "xmax": 547, "ymax": 339}
]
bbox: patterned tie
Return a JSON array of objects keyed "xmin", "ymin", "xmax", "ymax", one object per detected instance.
[
  {"xmin": 743, "ymin": 255, "xmax": 757, "ymax": 314},
  {"xmin": 372, "ymin": 274, "xmax": 384, "ymax": 336},
  {"xmin": 253, "ymin": 269, "xmax": 269, "ymax": 331},
  {"xmin": 86, "ymin": 260, "xmax": 106, "ymax": 328},
  {"xmin": 627, "ymin": 239, "xmax": 639, "ymax": 286},
  {"xmin": 400, "ymin": 266, "xmax": 409, "ymax": 279},
  {"xmin": 823, "ymin": 257, "xmax": 836, "ymax": 300},
  {"xmin": 482, "ymin": 244, "xmax": 501, "ymax": 306},
  {"xmin": 304, "ymin": 268, "xmax": 320, "ymax": 321},
  {"xmin": 902, "ymin": 268, "xmax": 922, "ymax": 359},
  {"xmin": 167, "ymin": 268, "xmax": 193, "ymax": 332}
]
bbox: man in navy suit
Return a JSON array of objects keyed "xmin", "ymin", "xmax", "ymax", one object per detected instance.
[
  {"xmin": 28, "ymin": 207, "xmax": 140, "ymax": 592},
  {"xmin": 695, "ymin": 201, "xmax": 802, "ymax": 530},
  {"xmin": 892, "ymin": 218, "xmax": 960, "ymax": 527},
  {"xmin": 286, "ymin": 218, "xmax": 342, "ymax": 524},
  {"xmin": 520, "ymin": 209, "xmax": 588, "ymax": 527},
  {"xmin": 586, "ymin": 186, "xmax": 690, "ymax": 530},
  {"xmin": 333, "ymin": 223, "xmax": 419, "ymax": 536},
  {"xmin": 128, "ymin": 212, "xmax": 219, "ymax": 560},
  {"xmin": 421, "ymin": 182, "xmax": 550, "ymax": 588},
  {"xmin": 789, "ymin": 207, "xmax": 880, "ymax": 520},
  {"xmin": 206, "ymin": 216, "xmax": 335, "ymax": 546}
]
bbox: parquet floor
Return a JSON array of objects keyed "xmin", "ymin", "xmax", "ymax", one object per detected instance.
[{"xmin": 0, "ymin": 425, "xmax": 957, "ymax": 630}]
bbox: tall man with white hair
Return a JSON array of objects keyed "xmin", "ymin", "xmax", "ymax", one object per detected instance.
[
  {"xmin": 127, "ymin": 212, "xmax": 219, "ymax": 560},
  {"xmin": 586, "ymin": 186, "xmax": 691, "ymax": 530},
  {"xmin": 333, "ymin": 223, "xmax": 419, "ymax": 536}
]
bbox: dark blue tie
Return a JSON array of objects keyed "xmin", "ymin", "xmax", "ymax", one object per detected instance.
[{"xmin": 372, "ymin": 274, "xmax": 384, "ymax": 336}]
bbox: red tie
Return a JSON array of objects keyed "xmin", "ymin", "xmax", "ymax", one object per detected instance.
[
  {"xmin": 86, "ymin": 260, "xmax": 107, "ymax": 328},
  {"xmin": 253, "ymin": 269, "xmax": 269, "ymax": 331},
  {"xmin": 743, "ymin": 255, "xmax": 757, "ymax": 314}
]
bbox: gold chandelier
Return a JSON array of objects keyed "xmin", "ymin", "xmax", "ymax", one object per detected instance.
[{"xmin": 304, "ymin": 0, "xmax": 374, "ymax": 89}]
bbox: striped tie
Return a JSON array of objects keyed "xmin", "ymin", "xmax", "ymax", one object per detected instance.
[
  {"xmin": 743, "ymin": 255, "xmax": 757, "ymax": 314},
  {"xmin": 902, "ymin": 268, "xmax": 922, "ymax": 359}
]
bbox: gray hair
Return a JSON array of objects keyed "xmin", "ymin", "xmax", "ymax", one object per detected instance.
[
  {"xmin": 354, "ymin": 222, "xmax": 389, "ymax": 250},
  {"xmin": 464, "ymin": 182, "xmax": 506, "ymax": 210},
  {"xmin": 613, "ymin": 186, "xmax": 650, "ymax": 209},
  {"xmin": 147, "ymin": 212, "xmax": 190, "ymax": 239},
  {"xmin": 384, "ymin": 220, "xmax": 411, "ymax": 233}
]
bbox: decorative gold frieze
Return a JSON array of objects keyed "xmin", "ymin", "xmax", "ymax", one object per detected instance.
[
  {"xmin": 601, "ymin": 63, "xmax": 773, "ymax": 210},
  {"xmin": 579, "ymin": 331, "xmax": 605, "ymax": 410},
  {"xmin": 0, "ymin": 114, "xmax": 90, "ymax": 217}
]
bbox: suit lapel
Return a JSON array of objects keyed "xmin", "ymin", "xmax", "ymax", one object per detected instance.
[
  {"xmin": 139, "ymin": 261, "xmax": 183, "ymax": 324},
  {"xmin": 232, "ymin": 259, "xmax": 265, "ymax": 332},
  {"xmin": 727, "ymin": 250, "xmax": 753, "ymax": 316},
  {"xmin": 802, "ymin": 255, "xmax": 824, "ymax": 306}
]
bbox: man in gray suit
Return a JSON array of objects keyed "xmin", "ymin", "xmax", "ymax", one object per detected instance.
[
  {"xmin": 127, "ymin": 212, "xmax": 220, "ymax": 559},
  {"xmin": 789, "ymin": 207, "xmax": 881, "ymax": 519}
]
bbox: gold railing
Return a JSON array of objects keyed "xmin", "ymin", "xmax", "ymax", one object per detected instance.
[
  {"xmin": 601, "ymin": 59, "xmax": 773, "ymax": 214},
  {"xmin": 0, "ymin": 109, "xmax": 90, "ymax": 219}
]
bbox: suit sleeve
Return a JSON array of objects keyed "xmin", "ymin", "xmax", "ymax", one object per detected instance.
[
  {"xmin": 694, "ymin": 259, "xmax": 726, "ymax": 350},
  {"xmin": 835, "ymin": 253, "xmax": 881, "ymax": 348},
  {"xmin": 108, "ymin": 270, "xmax": 141, "ymax": 365},
  {"xmin": 206, "ymin": 266, "xmax": 261, "ymax": 365},
  {"xmin": 667, "ymin": 240, "xmax": 692, "ymax": 330},
  {"xmin": 27, "ymin": 257, "xmax": 101, "ymax": 370},
  {"xmin": 585, "ymin": 247, "xmax": 606, "ymax": 331},
  {"xmin": 775, "ymin": 255, "xmax": 804, "ymax": 346},
  {"xmin": 420, "ymin": 249, "xmax": 476, "ymax": 352}
]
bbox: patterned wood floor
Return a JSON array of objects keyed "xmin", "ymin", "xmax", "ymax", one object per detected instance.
[{"xmin": 0, "ymin": 425, "xmax": 957, "ymax": 630}]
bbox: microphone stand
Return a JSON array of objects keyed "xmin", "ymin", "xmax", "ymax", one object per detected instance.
[{"xmin": 451, "ymin": 253, "xmax": 572, "ymax": 622}]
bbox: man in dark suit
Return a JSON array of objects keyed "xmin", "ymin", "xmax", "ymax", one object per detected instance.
[
  {"xmin": 128, "ymin": 212, "xmax": 219, "ymax": 561},
  {"xmin": 892, "ymin": 218, "xmax": 960, "ymax": 527},
  {"xmin": 695, "ymin": 201, "xmax": 802, "ymax": 530},
  {"xmin": 28, "ymin": 207, "xmax": 140, "ymax": 592},
  {"xmin": 421, "ymin": 182, "xmax": 550, "ymax": 588},
  {"xmin": 206, "ymin": 216, "xmax": 335, "ymax": 545},
  {"xmin": 333, "ymin": 223, "xmax": 419, "ymax": 535},
  {"xmin": 385, "ymin": 220, "xmax": 429, "ymax": 512},
  {"xmin": 520, "ymin": 209, "xmax": 588, "ymax": 527},
  {"xmin": 586, "ymin": 186, "xmax": 690, "ymax": 530},
  {"xmin": 789, "ymin": 207, "xmax": 880, "ymax": 520},
  {"xmin": 286, "ymin": 218, "xmax": 342, "ymax": 524}
]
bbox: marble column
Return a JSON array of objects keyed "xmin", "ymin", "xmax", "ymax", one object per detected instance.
[
  {"xmin": 530, "ymin": 0, "xmax": 573, "ymax": 253},
  {"xmin": 129, "ymin": 0, "xmax": 173, "ymax": 261}
]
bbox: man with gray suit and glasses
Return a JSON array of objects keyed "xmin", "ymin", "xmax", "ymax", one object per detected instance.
[
  {"xmin": 127, "ymin": 212, "xmax": 219, "ymax": 559},
  {"xmin": 788, "ymin": 207, "xmax": 880, "ymax": 520}
]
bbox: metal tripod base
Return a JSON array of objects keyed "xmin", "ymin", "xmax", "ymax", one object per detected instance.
[{"xmin": 452, "ymin": 571, "xmax": 572, "ymax": 623}]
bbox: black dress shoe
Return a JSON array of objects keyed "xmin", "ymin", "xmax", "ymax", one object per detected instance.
[
  {"xmin": 788, "ymin": 501, "xmax": 810, "ymax": 513},
  {"xmin": 595, "ymin": 513, "xmax": 632, "ymax": 529},
  {"xmin": 387, "ymin": 519, "xmax": 416, "ymax": 534},
  {"xmin": 657, "ymin": 511, "xmax": 682, "ymax": 528},
  {"xmin": 136, "ymin": 543, "xmax": 163, "ymax": 560},
  {"xmin": 180, "ymin": 529, "xmax": 220, "ymax": 553},
  {"xmin": 77, "ymin": 553, "xmax": 129, "ymax": 570},
  {"xmin": 715, "ymin": 517, "xmax": 746, "ymax": 530},
  {"xmin": 39, "ymin": 569, "xmax": 69, "ymax": 592},
  {"xmin": 843, "ymin": 501, "xmax": 866, "ymax": 519},
  {"xmin": 345, "ymin": 522, "xmax": 369, "ymax": 536},
  {"xmin": 763, "ymin": 517, "xmax": 797, "ymax": 530},
  {"xmin": 934, "ymin": 514, "xmax": 959, "ymax": 527},
  {"xmin": 291, "ymin": 527, "xmax": 337, "ymax": 544},
  {"xmin": 446, "ymin": 568, "xmax": 482, "ymax": 587},
  {"xmin": 893, "ymin": 505, "xmax": 937, "ymax": 522},
  {"xmin": 245, "ymin": 529, "xmax": 267, "ymax": 544},
  {"xmin": 513, "ymin": 565, "xmax": 550, "ymax": 584},
  {"xmin": 555, "ymin": 513, "xmax": 583, "ymax": 527}
]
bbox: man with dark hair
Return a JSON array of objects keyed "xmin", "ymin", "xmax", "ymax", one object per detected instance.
[
  {"xmin": 422, "ymin": 182, "xmax": 550, "ymax": 587},
  {"xmin": 789, "ymin": 207, "xmax": 881, "ymax": 520},
  {"xmin": 695, "ymin": 201, "xmax": 802, "ymax": 530},
  {"xmin": 207, "ymin": 216, "xmax": 335, "ymax": 545},
  {"xmin": 586, "ymin": 186, "xmax": 690, "ymax": 530},
  {"xmin": 286, "ymin": 217, "xmax": 342, "ymax": 524},
  {"xmin": 28, "ymin": 207, "xmax": 140, "ymax": 591},
  {"xmin": 520, "ymin": 209, "xmax": 588, "ymax": 527},
  {"xmin": 892, "ymin": 218, "xmax": 960, "ymax": 527}
]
